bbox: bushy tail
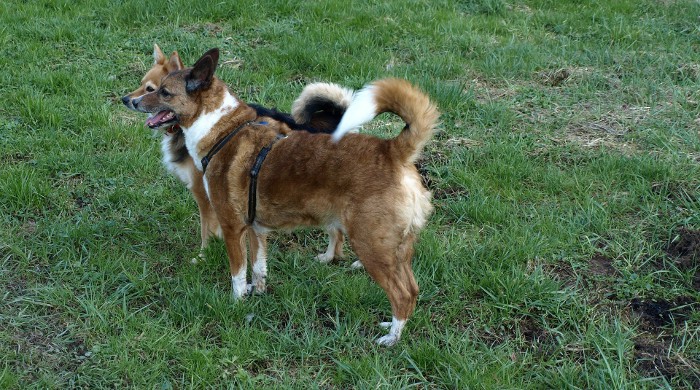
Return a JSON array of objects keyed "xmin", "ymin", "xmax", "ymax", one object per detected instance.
[
  {"xmin": 292, "ymin": 82, "xmax": 354, "ymax": 132},
  {"xmin": 331, "ymin": 78, "xmax": 439, "ymax": 164}
]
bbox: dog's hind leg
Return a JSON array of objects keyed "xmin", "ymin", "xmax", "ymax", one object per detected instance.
[
  {"xmin": 249, "ymin": 228, "xmax": 268, "ymax": 294},
  {"xmin": 316, "ymin": 228, "xmax": 344, "ymax": 263},
  {"xmin": 349, "ymin": 232, "xmax": 419, "ymax": 346},
  {"xmin": 221, "ymin": 223, "xmax": 250, "ymax": 299}
]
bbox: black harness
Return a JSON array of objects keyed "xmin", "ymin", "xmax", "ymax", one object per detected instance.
[
  {"xmin": 201, "ymin": 120, "xmax": 253, "ymax": 174},
  {"xmin": 247, "ymin": 133, "xmax": 286, "ymax": 224},
  {"xmin": 200, "ymin": 121, "xmax": 286, "ymax": 224}
]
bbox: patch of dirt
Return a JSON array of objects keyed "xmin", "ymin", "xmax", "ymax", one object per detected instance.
[
  {"xmin": 200, "ymin": 321, "xmax": 222, "ymax": 346},
  {"xmin": 561, "ymin": 117, "xmax": 636, "ymax": 154},
  {"xmin": 221, "ymin": 58, "xmax": 244, "ymax": 69},
  {"xmin": 73, "ymin": 194, "xmax": 90, "ymax": 209},
  {"xmin": 474, "ymin": 314, "xmax": 560, "ymax": 361},
  {"xmin": 666, "ymin": 227, "xmax": 700, "ymax": 267},
  {"xmin": 53, "ymin": 172, "xmax": 84, "ymax": 188},
  {"xmin": 634, "ymin": 335, "xmax": 700, "ymax": 387},
  {"xmin": 8, "ymin": 314, "xmax": 91, "ymax": 382},
  {"xmin": 518, "ymin": 316, "xmax": 557, "ymax": 357},
  {"xmin": 588, "ymin": 254, "xmax": 619, "ymax": 277},
  {"xmin": 665, "ymin": 227, "xmax": 700, "ymax": 289},
  {"xmin": 673, "ymin": 63, "xmax": 700, "ymax": 83},
  {"xmin": 444, "ymin": 137, "xmax": 483, "ymax": 149},
  {"xmin": 417, "ymin": 140, "xmax": 473, "ymax": 201},
  {"xmin": 315, "ymin": 305, "xmax": 337, "ymax": 330},
  {"xmin": 66, "ymin": 337, "xmax": 91, "ymax": 361},
  {"xmin": 626, "ymin": 292, "xmax": 699, "ymax": 385},
  {"xmin": 546, "ymin": 102, "xmax": 652, "ymax": 155},
  {"xmin": 469, "ymin": 76, "xmax": 518, "ymax": 104},
  {"xmin": 544, "ymin": 259, "xmax": 577, "ymax": 288},
  {"xmin": 2, "ymin": 152, "xmax": 34, "ymax": 164},
  {"xmin": 630, "ymin": 296, "xmax": 696, "ymax": 331},
  {"xmin": 21, "ymin": 219, "xmax": 37, "ymax": 236},
  {"xmin": 432, "ymin": 185, "xmax": 469, "ymax": 201},
  {"xmin": 542, "ymin": 233, "xmax": 699, "ymax": 384},
  {"xmin": 651, "ymin": 181, "xmax": 697, "ymax": 203},
  {"xmin": 538, "ymin": 68, "xmax": 571, "ymax": 87},
  {"xmin": 183, "ymin": 22, "xmax": 226, "ymax": 37},
  {"xmin": 414, "ymin": 158, "xmax": 435, "ymax": 191}
]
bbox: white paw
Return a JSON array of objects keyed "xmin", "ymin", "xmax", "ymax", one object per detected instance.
[
  {"xmin": 376, "ymin": 334, "xmax": 399, "ymax": 347},
  {"xmin": 316, "ymin": 252, "xmax": 334, "ymax": 264},
  {"xmin": 190, "ymin": 252, "xmax": 206, "ymax": 264},
  {"xmin": 379, "ymin": 321, "xmax": 392, "ymax": 329},
  {"xmin": 251, "ymin": 279, "xmax": 266, "ymax": 294},
  {"xmin": 230, "ymin": 280, "xmax": 250, "ymax": 300},
  {"xmin": 231, "ymin": 290, "xmax": 245, "ymax": 300},
  {"xmin": 350, "ymin": 260, "xmax": 364, "ymax": 269}
]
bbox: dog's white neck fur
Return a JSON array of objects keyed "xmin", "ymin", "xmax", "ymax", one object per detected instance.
[{"xmin": 183, "ymin": 90, "xmax": 239, "ymax": 171}]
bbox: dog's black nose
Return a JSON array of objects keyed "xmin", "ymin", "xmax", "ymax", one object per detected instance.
[
  {"xmin": 121, "ymin": 96, "xmax": 130, "ymax": 106},
  {"xmin": 131, "ymin": 97, "xmax": 140, "ymax": 109}
]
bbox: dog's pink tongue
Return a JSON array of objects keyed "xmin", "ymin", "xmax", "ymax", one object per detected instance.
[{"xmin": 146, "ymin": 111, "xmax": 169, "ymax": 127}]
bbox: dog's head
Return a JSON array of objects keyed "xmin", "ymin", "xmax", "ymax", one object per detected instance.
[
  {"xmin": 132, "ymin": 48, "xmax": 221, "ymax": 129},
  {"xmin": 122, "ymin": 44, "xmax": 184, "ymax": 128}
]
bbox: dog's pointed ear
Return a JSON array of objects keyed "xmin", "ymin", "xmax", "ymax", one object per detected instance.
[
  {"xmin": 186, "ymin": 48, "xmax": 219, "ymax": 94},
  {"xmin": 153, "ymin": 44, "xmax": 166, "ymax": 65},
  {"xmin": 168, "ymin": 51, "xmax": 184, "ymax": 72}
]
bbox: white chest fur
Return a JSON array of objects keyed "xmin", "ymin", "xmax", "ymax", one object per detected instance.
[
  {"xmin": 184, "ymin": 91, "xmax": 239, "ymax": 171},
  {"xmin": 160, "ymin": 135, "xmax": 195, "ymax": 188}
]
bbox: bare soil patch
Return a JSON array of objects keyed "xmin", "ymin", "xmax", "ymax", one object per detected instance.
[
  {"xmin": 665, "ymin": 227, "xmax": 700, "ymax": 289},
  {"xmin": 588, "ymin": 254, "xmax": 619, "ymax": 277},
  {"xmin": 630, "ymin": 296, "xmax": 696, "ymax": 331}
]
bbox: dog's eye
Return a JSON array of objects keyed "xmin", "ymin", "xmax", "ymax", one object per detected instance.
[
  {"xmin": 146, "ymin": 86, "xmax": 155, "ymax": 92},
  {"xmin": 159, "ymin": 89, "xmax": 172, "ymax": 98}
]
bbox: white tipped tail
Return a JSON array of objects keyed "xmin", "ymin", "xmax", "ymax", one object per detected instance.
[
  {"xmin": 331, "ymin": 85, "xmax": 378, "ymax": 142},
  {"xmin": 331, "ymin": 78, "xmax": 439, "ymax": 164}
]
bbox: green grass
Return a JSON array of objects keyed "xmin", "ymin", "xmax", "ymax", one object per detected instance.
[{"xmin": 2, "ymin": 0, "xmax": 700, "ymax": 387}]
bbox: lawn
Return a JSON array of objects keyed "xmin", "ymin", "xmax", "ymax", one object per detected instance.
[{"xmin": 1, "ymin": 0, "xmax": 699, "ymax": 388}]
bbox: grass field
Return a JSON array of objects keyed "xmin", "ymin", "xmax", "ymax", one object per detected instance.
[{"xmin": 1, "ymin": 0, "xmax": 700, "ymax": 388}]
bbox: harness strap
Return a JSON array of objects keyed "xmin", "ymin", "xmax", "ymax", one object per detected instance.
[
  {"xmin": 201, "ymin": 120, "xmax": 254, "ymax": 173},
  {"xmin": 248, "ymin": 134, "xmax": 286, "ymax": 224}
]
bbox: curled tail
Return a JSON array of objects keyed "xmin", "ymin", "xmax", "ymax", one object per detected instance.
[
  {"xmin": 331, "ymin": 78, "xmax": 439, "ymax": 164},
  {"xmin": 292, "ymin": 82, "xmax": 354, "ymax": 132}
]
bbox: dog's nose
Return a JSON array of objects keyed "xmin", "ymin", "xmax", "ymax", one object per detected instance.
[
  {"xmin": 131, "ymin": 97, "xmax": 141, "ymax": 109},
  {"xmin": 121, "ymin": 96, "xmax": 130, "ymax": 106}
]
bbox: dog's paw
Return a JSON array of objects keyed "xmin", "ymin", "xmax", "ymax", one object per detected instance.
[
  {"xmin": 252, "ymin": 279, "xmax": 267, "ymax": 294},
  {"xmin": 190, "ymin": 252, "xmax": 206, "ymax": 264},
  {"xmin": 231, "ymin": 278, "xmax": 250, "ymax": 300},
  {"xmin": 375, "ymin": 334, "xmax": 399, "ymax": 347},
  {"xmin": 350, "ymin": 260, "xmax": 364, "ymax": 270},
  {"xmin": 316, "ymin": 252, "xmax": 334, "ymax": 264},
  {"xmin": 231, "ymin": 290, "xmax": 245, "ymax": 300}
]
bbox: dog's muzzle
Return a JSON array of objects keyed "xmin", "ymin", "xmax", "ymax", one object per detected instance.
[{"xmin": 130, "ymin": 96, "xmax": 142, "ymax": 110}]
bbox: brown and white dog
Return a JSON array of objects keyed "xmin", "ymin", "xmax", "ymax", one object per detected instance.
[
  {"xmin": 132, "ymin": 48, "xmax": 438, "ymax": 346},
  {"xmin": 122, "ymin": 45, "xmax": 354, "ymax": 264}
]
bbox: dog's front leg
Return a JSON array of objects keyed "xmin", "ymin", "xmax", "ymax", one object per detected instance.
[
  {"xmin": 221, "ymin": 223, "xmax": 249, "ymax": 299},
  {"xmin": 248, "ymin": 227, "xmax": 268, "ymax": 294},
  {"xmin": 190, "ymin": 175, "xmax": 222, "ymax": 264}
]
